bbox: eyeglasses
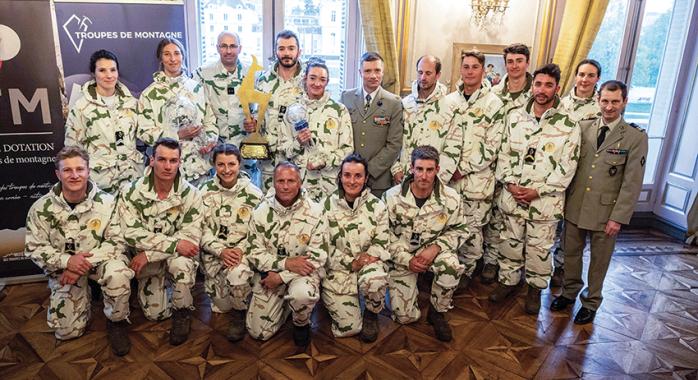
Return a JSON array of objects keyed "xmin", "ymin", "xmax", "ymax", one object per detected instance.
[{"xmin": 218, "ymin": 44, "xmax": 239, "ymax": 50}]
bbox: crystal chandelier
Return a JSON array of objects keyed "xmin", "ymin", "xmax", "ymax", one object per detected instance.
[{"xmin": 471, "ymin": 0, "xmax": 510, "ymax": 29}]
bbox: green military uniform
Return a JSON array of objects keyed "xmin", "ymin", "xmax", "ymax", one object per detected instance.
[
  {"xmin": 322, "ymin": 188, "xmax": 390, "ymax": 337},
  {"xmin": 138, "ymin": 71, "xmax": 218, "ymax": 185},
  {"xmin": 245, "ymin": 188, "xmax": 328, "ymax": 340},
  {"xmin": 279, "ymin": 92, "xmax": 354, "ymax": 202},
  {"xmin": 393, "ymin": 81, "xmax": 460, "ymax": 185},
  {"xmin": 64, "ymin": 80, "xmax": 144, "ymax": 194},
  {"xmin": 496, "ymin": 97, "xmax": 580, "ymax": 289},
  {"xmin": 25, "ymin": 182, "xmax": 133, "ymax": 339},
  {"xmin": 445, "ymin": 82, "xmax": 505, "ymax": 276},
  {"xmin": 255, "ymin": 62, "xmax": 305, "ymax": 191},
  {"xmin": 117, "ymin": 168, "xmax": 204, "ymax": 320},
  {"xmin": 199, "ymin": 173, "xmax": 263, "ymax": 313},
  {"xmin": 562, "ymin": 117, "xmax": 648, "ymax": 310},
  {"xmin": 484, "ymin": 73, "xmax": 533, "ymax": 266},
  {"xmin": 383, "ymin": 175, "xmax": 466, "ymax": 323}
]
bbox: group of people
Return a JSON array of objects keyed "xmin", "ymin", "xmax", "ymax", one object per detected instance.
[{"xmin": 25, "ymin": 29, "xmax": 648, "ymax": 358}]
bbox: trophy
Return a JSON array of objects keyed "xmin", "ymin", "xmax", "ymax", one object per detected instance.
[
  {"xmin": 238, "ymin": 55, "xmax": 272, "ymax": 160},
  {"xmin": 285, "ymin": 102, "xmax": 314, "ymax": 147},
  {"xmin": 163, "ymin": 94, "xmax": 208, "ymax": 148}
]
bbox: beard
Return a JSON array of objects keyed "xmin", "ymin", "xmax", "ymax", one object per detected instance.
[{"xmin": 278, "ymin": 55, "xmax": 298, "ymax": 68}]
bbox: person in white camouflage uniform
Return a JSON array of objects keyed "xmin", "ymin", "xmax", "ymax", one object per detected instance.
[
  {"xmin": 550, "ymin": 58, "xmax": 602, "ymax": 287},
  {"xmin": 384, "ymin": 145, "xmax": 466, "ymax": 342},
  {"xmin": 444, "ymin": 50, "xmax": 506, "ymax": 290},
  {"xmin": 254, "ymin": 30, "xmax": 305, "ymax": 191},
  {"xmin": 199, "ymin": 143, "xmax": 264, "ymax": 342},
  {"xmin": 490, "ymin": 64, "xmax": 580, "ymax": 315},
  {"xmin": 321, "ymin": 153, "xmax": 389, "ymax": 342},
  {"xmin": 279, "ymin": 58, "xmax": 354, "ymax": 202},
  {"xmin": 482, "ymin": 43, "xmax": 534, "ymax": 284},
  {"xmin": 117, "ymin": 138, "xmax": 204, "ymax": 346},
  {"xmin": 25, "ymin": 146, "xmax": 133, "ymax": 356},
  {"xmin": 64, "ymin": 50, "xmax": 144, "ymax": 194},
  {"xmin": 245, "ymin": 162, "xmax": 328, "ymax": 346},
  {"xmin": 139, "ymin": 38, "xmax": 217, "ymax": 186},
  {"xmin": 393, "ymin": 55, "xmax": 460, "ymax": 186}
]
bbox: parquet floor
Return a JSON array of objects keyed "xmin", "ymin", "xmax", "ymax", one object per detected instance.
[{"xmin": 1, "ymin": 228, "xmax": 697, "ymax": 379}]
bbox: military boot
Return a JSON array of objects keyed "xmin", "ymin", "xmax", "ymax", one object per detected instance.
[
  {"xmin": 293, "ymin": 324, "xmax": 311, "ymax": 347},
  {"xmin": 427, "ymin": 305, "xmax": 452, "ymax": 342},
  {"xmin": 360, "ymin": 310, "xmax": 379, "ymax": 343},
  {"xmin": 107, "ymin": 319, "xmax": 131, "ymax": 356},
  {"xmin": 524, "ymin": 284, "xmax": 542, "ymax": 315},
  {"xmin": 488, "ymin": 282, "xmax": 518, "ymax": 303},
  {"xmin": 169, "ymin": 308, "xmax": 192, "ymax": 346},
  {"xmin": 227, "ymin": 309, "xmax": 247, "ymax": 342},
  {"xmin": 550, "ymin": 267, "xmax": 565, "ymax": 288},
  {"xmin": 480, "ymin": 263, "xmax": 498, "ymax": 284},
  {"xmin": 457, "ymin": 275, "xmax": 471, "ymax": 293}
]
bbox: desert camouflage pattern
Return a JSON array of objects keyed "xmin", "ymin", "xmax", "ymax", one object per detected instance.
[
  {"xmin": 321, "ymin": 188, "xmax": 389, "ymax": 337},
  {"xmin": 245, "ymin": 188, "xmax": 328, "ymax": 340},
  {"xmin": 492, "ymin": 72, "xmax": 533, "ymax": 112},
  {"xmin": 199, "ymin": 173, "xmax": 263, "ymax": 312},
  {"xmin": 138, "ymin": 71, "xmax": 218, "ymax": 184},
  {"xmin": 25, "ymin": 181, "xmax": 133, "ymax": 339},
  {"xmin": 394, "ymin": 81, "xmax": 459, "ymax": 184},
  {"xmin": 279, "ymin": 92, "xmax": 354, "ymax": 202},
  {"xmin": 117, "ymin": 168, "xmax": 203, "ymax": 320},
  {"xmin": 64, "ymin": 80, "xmax": 144, "ymax": 193},
  {"xmin": 559, "ymin": 87, "xmax": 601, "ymax": 123},
  {"xmin": 383, "ymin": 176, "xmax": 466, "ymax": 322}
]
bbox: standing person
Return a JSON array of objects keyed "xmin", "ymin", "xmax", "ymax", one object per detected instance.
[
  {"xmin": 25, "ymin": 146, "xmax": 133, "ymax": 356},
  {"xmin": 64, "ymin": 49, "xmax": 144, "ymax": 194},
  {"xmin": 393, "ymin": 55, "xmax": 460, "ymax": 186},
  {"xmin": 482, "ymin": 43, "xmax": 534, "ymax": 284},
  {"xmin": 199, "ymin": 143, "xmax": 264, "ymax": 342},
  {"xmin": 384, "ymin": 146, "xmax": 466, "ymax": 342},
  {"xmin": 245, "ymin": 162, "xmax": 328, "ymax": 347},
  {"xmin": 551, "ymin": 80, "xmax": 648, "ymax": 324},
  {"xmin": 139, "ymin": 38, "xmax": 217, "ymax": 186},
  {"xmin": 550, "ymin": 58, "xmax": 602, "ymax": 287},
  {"xmin": 444, "ymin": 50, "xmax": 505, "ymax": 289},
  {"xmin": 322, "ymin": 153, "xmax": 390, "ymax": 342},
  {"xmin": 255, "ymin": 30, "xmax": 305, "ymax": 191},
  {"xmin": 490, "ymin": 64, "xmax": 580, "ymax": 315},
  {"xmin": 341, "ymin": 52, "xmax": 403, "ymax": 197},
  {"xmin": 279, "ymin": 58, "xmax": 354, "ymax": 202},
  {"xmin": 118, "ymin": 138, "xmax": 204, "ymax": 346}
]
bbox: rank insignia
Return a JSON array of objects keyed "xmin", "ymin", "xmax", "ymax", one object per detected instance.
[
  {"xmin": 609, "ymin": 166, "xmax": 618, "ymax": 176},
  {"xmin": 409, "ymin": 232, "xmax": 421, "ymax": 248},
  {"xmin": 641, "ymin": 156, "xmax": 646, "ymax": 166},
  {"xmin": 524, "ymin": 147, "xmax": 536, "ymax": 163},
  {"xmin": 218, "ymin": 225, "xmax": 229, "ymax": 240},
  {"xmin": 65, "ymin": 238, "xmax": 76, "ymax": 255}
]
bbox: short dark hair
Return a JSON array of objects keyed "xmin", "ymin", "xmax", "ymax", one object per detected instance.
[
  {"xmin": 155, "ymin": 38, "xmax": 186, "ymax": 71},
  {"xmin": 416, "ymin": 55, "xmax": 442, "ymax": 74},
  {"xmin": 461, "ymin": 50, "xmax": 485, "ymax": 66},
  {"xmin": 503, "ymin": 43, "xmax": 530, "ymax": 62},
  {"xmin": 211, "ymin": 143, "xmax": 241, "ymax": 164},
  {"xmin": 411, "ymin": 145, "xmax": 439, "ymax": 166},
  {"xmin": 533, "ymin": 63, "xmax": 561, "ymax": 85},
  {"xmin": 337, "ymin": 153, "xmax": 369, "ymax": 190},
  {"xmin": 575, "ymin": 58, "xmax": 602, "ymax": 77},
  {"xmin": 275, "ymin": 29, "xmax": 299, "ymax": 49},
  {"xmin": 600, "ymin": 80, "xmax": 628, "ymax": 100},
  {"xmin": 152, "ymin": 137, "xmax": 181, "ymax": 156},
  {"xmin": 304, "ymin": 56, "xmax": 329, "ymax": 77},
  {"xmin": 89, "ymin": 49, "xmax": 119, "ymax": 73},
  {"xmin": 55, "ymin": 146, "xmax": 89, "ymax": 169},
  {"xmin": 360, "ymin": 51, "xmax": 383, "ymax": 67}
]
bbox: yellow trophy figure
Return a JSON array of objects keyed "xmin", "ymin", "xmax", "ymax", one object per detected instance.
[{"xmin": 238, "ymin": 55, "xmax": 272, "ymax": 159}]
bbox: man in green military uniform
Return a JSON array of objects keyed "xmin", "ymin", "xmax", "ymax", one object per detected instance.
[{"xmin": 551, "ymin": 80, "xmax": 648, "ymax": 324}]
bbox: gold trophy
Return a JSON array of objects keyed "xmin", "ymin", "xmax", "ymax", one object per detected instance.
[{"xmin": 238, "ymin": 55, "xmax": 272, "ymax": 160}]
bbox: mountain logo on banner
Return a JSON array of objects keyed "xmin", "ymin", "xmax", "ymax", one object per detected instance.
[
  {"xmin": 0, "ymin": 24, "xmax": 22, "ymax": 70},
  {"xmin": 62, "ymin": 14, "xmax": 92, "ymax": 54}
]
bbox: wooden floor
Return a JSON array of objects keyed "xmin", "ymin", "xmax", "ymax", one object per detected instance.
[{"xmin": 1, "ymin": 228, "xmax": 697, "ymax": 379}]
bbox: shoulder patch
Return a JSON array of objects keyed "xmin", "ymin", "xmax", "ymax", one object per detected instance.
[{"xmin": 629, "ymin": 122, "xmax": 646, "ymax": 133}]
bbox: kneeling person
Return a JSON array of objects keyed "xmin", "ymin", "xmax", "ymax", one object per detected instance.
[
  {"xmin": 246, "ymin": 162, "xmax": 328, "ymax": 346},
  {"xmin": 384, "ymin": 145, "xmax": 466, "ymax": 342},
  {"xmin": 200, "ymin": 143, "xmax": 264, "ymax": 341},
  {"xmin": 118, "ymin": 138, "xmax": 204, "ymax": 346},
  {"xmin": 322, "ymin": 153, "xmax": 390, "ymax": 342},
  {"xmin": 25, "ymin": 146, "xmax": 133, "ymax": 355}
]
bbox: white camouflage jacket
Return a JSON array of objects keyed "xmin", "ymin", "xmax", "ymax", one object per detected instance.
[{"xmin": 559, "ymin": 87, "xmax": 600, "ymax": 123}]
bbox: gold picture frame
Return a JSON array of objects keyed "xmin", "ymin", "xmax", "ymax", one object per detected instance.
[{"xmin": 450, "ymin": 43, "xmax": 509, "ymax": 92}]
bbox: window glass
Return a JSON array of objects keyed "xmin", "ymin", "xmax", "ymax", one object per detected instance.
[
  {"xmin": 588, "ymin": 0, "xmax": 629, "ymax": 80},
  {"xmin": 199, "ymin": 0, "xmax": 264, "ymax": 66}
]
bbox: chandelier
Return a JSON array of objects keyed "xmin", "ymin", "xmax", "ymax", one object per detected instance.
[{"xmin": 471, "ymin": 0, "xmax": 510, "ymax": 29}]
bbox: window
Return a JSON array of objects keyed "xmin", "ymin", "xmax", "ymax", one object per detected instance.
[
  {"xmin": 198, "ymin": 0, "xmax": 264, "ymax": 66},
  {"xmin": 237, "ymin": 13, "xmax": 242, "ymax": 21},
  {"xmin": 589, "ymin": 0, "xmax": 693, "ymax": 184},
  {"xmin": 284, "ymin": 0, "xmax": 349, "ymax": 98}
]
